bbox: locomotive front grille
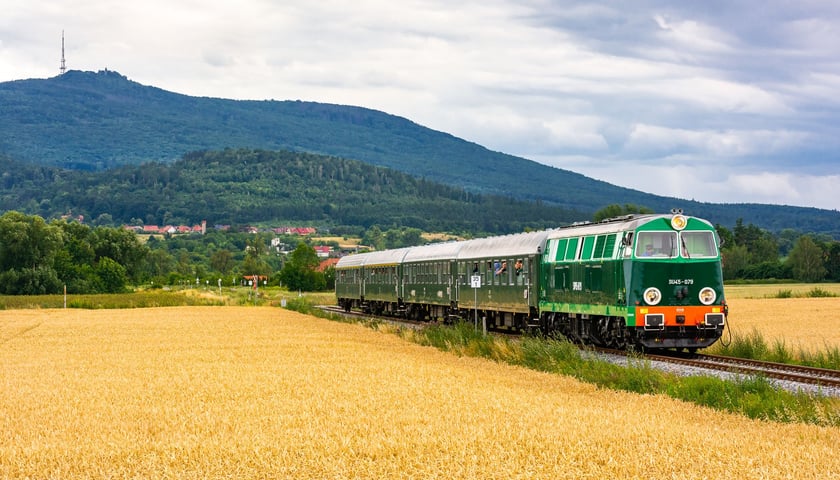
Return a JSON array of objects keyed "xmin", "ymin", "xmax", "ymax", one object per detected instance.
[{"xmin": 644, "ymin": 313, "xmax": 665, "ymax": 331}]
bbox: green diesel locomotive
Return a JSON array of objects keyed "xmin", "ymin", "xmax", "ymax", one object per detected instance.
[{"xmin": 335, "ymin": 212, "xmax": 727, "ymax": 350}]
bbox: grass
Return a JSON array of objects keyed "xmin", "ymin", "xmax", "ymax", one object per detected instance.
[
  {"xmin": 285, "ymin": 298, "xmax": 840, "ymax": 427},
  {"xmin": 0, "ymin": 287, "xmax": 334, "ymax": 310},
  {"xmin": 708, "ymin": 327, "xmax": 840, "ymax": 370},
  {"xmin": 725, "ymin": 282, "xmax": 840, "ymax": 299},
  {"xmin": 0, "ymin": 291, "xmax": 225, "ymax": 309}
]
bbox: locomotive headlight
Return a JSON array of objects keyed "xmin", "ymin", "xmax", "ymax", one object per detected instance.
[
  {"xmin": 671, "ymin": 214, "xmax": 687, "ymax": 230},
  {"xmin": 643, "ymin": 287, "xmax": 662, "ymax": 305},
  {"xmin": 699, "ymin": 287, "xmax": 717, "ymax": 305}
]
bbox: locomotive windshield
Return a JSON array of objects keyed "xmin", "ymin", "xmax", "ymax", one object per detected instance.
[
  {"xmin": 636, "ymin": 232, "xmax": 677, "ymax": 257},
  {"xmin": 680, "ymin": 231, "xmax": 718, "ymax": 258},
  {"xmin": 635, "ymin": 231, "xmax": 717, "ymax": 258}
]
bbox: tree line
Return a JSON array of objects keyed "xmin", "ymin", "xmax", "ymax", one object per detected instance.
[
  {"xmin": 718, "ymin": 219, "xmax": 839, "ymax": 282},
  {"xmin": 0, "ymin": 211, "xmax": 334, "ymax": 295},
  {"xmin": 596, "ymin": 204, "xmax": 840, "ymax": 282},
  {"xmin": 2, "ymin": 207, "xmax": 838, "ymax": 297}
]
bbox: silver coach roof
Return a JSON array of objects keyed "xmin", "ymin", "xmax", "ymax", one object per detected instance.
[
  {"xmin": 401, "ymin": 241, "xmax": 465, "ymax": 263},
  {"xmin": 402, "ymin": 229, "xmax": 554, "ymax": 263},
  {"xmin": 335, "ymin": 248, "xmax": 410, "ymax": 268},
  {"xmin": 456, "ymin": 230, "xmax": 553, "ymax": 260}
]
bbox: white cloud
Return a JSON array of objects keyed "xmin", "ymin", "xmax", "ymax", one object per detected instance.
[
  {"xmin": 653, "ymin": 14, "xmax": 737, "ymax": 53},
  {"xmin": 540, "ymin": 156, "xmax": 840, "ymax": 210},
  {"xmin": 623, "ymin": 125, "xmax": 810, "ymax": 158}
]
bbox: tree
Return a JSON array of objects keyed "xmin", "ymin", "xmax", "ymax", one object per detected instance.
[
  {"xmin": 0, "ymin": 211, "xmax": 64, "ymax": 294},
  {"xmin": 731, "ymin": 218, "xmax": 780, "ymax": 266},
  {"xmin": 715, "ymin": 224, "xmax": 734, "ymax": 251},
  {"xmin": 279, "ymin": 243, "xmax": 326, "ymax": 291},
  {"xmin": 90, "ymin": 226, "xmax": 149, "ymax": 283},
  {"xmin": 721, "ymin": 245, "xmax": 749, "ymax": 280},
  {"xmin": 592, "ymin": 204, "xmax": 653, "ymax": 222},
  {"xmin": 0, "ymin": 211, "xmax": 63, "ymax": 271},
  {"xmin": 786, "ymin": 235, "xmax": 826, "ymax": 282},
  {"xmin": 826, "ymin": 242, "xmax": 840, "ymax": 282},
  {"xmin": 361, "ymin": 226, "xmax": 385, "ymax": 250},
  {"xmin": 242, "ymin": 237, "xmax": 271, "ymax": 277},
  {"xmin": 210, "ymin": 249, "xmax": 235, "ymax": 274},
  {"xmin": 94, "ymin": 257, "xmax": 129, "ymax": 293},
  {"xmin": 144, "ymin": 249, "xmax": 176, "ymax": 280}
]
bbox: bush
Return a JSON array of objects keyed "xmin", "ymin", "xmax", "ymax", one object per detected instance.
[{"xmin": 806, "ymin": 287, "xmax": 836, "ymax": 298}]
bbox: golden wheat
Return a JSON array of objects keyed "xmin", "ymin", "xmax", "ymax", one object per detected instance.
[
  {"xmin": 726, "ymin": 283, "xmax": 840, "ymax": 299},
  {"xmin": 724, "ymin": 296, "xmax": 840, "ymax": 351},
  {"xmin": 1, "ymin": 306, "xmax": 838, "ymax": 478}
]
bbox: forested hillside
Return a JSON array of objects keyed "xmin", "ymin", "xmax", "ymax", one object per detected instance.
[
  {"xmin": 1, "ymin": 70, "xmax": 840, "ymax": 236},
  {"xmin": 0, "ymin": 149, "xmax": 579, "ymax": 234}
]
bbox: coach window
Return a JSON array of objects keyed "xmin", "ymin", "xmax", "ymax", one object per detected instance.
[{"xmin": 514, "ymin": 258, "xmax": 525, "ymax": 285}]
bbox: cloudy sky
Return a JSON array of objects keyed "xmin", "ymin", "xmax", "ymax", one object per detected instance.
[{"xmin": 2, "ymin": 1, "xmax": 839, "ymax": 210}]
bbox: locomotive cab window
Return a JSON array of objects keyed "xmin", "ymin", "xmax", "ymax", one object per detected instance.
[
  {"xmin": 635, "ymin": 231, "xmax": 678, "ymax": 258},
  {"xmin": 680, "ymin": 231, "xmax": 718, "ymax": 258}
]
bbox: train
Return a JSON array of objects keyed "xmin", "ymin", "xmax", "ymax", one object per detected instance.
[{"xmin": 335, "ymin": 212, "xmax": 727, "ymax": 351}]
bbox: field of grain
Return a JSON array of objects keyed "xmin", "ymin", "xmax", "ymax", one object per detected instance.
[
  {"xmin": 726, "ymin": 283, "xmax": 840, "ymax": 299},
  {"xmin": 1, "ymin": 307, "xmax": 838, "ymax": 478},
  {"xmin": 723, "ymin": 284, "xmax": 840, "ymax": 351},
  {"xmin": 723, "ymin": 297, "xmax": 840, "ymax": 351}
]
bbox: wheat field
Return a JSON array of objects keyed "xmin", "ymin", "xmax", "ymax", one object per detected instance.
[
  {"xmin": 723, "ymin": 285, "xmax": 840, "ymax": 351},
  {"xmin": 723, "ymin": 297, "xmax": 840, "ymax": 351},
  {"xmin": 1, "ymin": 306, "xmax": 838, "ymax": 479}
]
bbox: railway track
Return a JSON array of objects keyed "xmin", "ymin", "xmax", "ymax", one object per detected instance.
[
  {"xmin": 654, "ymin": 351, "xmax": 840, "ymax": 389},
  {"xmin": 319, "ymin": 306, "xmax": 840, "ymax": 393}
]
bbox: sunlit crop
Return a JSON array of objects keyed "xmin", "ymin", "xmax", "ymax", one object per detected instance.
[
  {"xmin": 724, "ymin": 295, "xmax": 840, "ymax": 352},
  {"xmin": 1, "ymin": 307, "xmax": 838, "ymax": 478}
]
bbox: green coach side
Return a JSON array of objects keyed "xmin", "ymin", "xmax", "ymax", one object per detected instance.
[{"xmin": 455, "ymin": 230, "xmax": 552, "ymax": 330}]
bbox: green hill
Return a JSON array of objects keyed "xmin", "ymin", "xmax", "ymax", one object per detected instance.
[
  {"xmin": 0, "ymin": 149, "xmax": 580, "ymax": 233},
  {"xmin": 1, "ymin": 69, "xmax": 839, "ymax": 236}
]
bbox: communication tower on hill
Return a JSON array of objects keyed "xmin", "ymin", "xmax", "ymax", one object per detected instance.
[{"xmin": 60, "ymin": 30, "xmax": 66, "ymax": 74}]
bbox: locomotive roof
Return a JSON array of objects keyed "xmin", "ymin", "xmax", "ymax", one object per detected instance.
[{"xmin": 544, "ymin": 214, "xmax": 710, "ymax": 240}]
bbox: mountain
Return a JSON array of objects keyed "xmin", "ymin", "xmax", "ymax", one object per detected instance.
[{"xmin": 1, "ymin": 69, "xmax": 839, "ymax": 237}]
